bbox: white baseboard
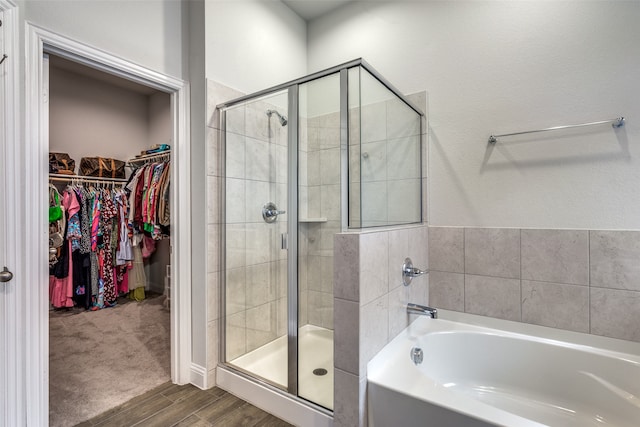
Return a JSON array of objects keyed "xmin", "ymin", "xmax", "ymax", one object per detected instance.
[
  {"xmin": 216, "ymin": 366, "xmax": 333, "ymax": 427},
  {"xmin": 190, "ymin": 363, "xmax": 207, "ymax": 390}
]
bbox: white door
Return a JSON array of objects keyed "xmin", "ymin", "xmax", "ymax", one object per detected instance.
[{"xmin": 0, "ymin": 5, "xmax": 21, "ymax": 427}]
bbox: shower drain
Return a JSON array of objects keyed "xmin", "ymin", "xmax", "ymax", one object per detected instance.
[{"xmin": 313, "ymin": 368, "xmax": 328, "ymax": 376}]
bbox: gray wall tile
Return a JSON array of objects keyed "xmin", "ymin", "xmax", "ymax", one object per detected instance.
[
  {"xmin": 590, "ymin": 230, "xmax": 640, "ymax": 291},
  {"xmin": 308, "ymin": 290, "xmax": 334, "ymax": 329},
  {"xmin": 591, "ymin": 287, "xmax": 640, "ymax": 342},
  {"xmin": 206, "ymin": 126, "xmax": 221, "ymax": 177},
  {"xmin": 245, "ymin": 302, "xmax": 277, "ymax": 352},
  {"xmin": 408, "ymin": 225, "xmax": 429, "ymax": 270},
  {"xmin": 359, "ymin": 232, "xmax": 389, "ymax": 305},
  {"xmin": 465, "ymin": 274, "xmax": 521, "ymax": 321},
  {"xmin": 207, "ymin": 176, "xmax": 221, "ymax": 225},
  {"xmin": 429, "ymin": 227, "xmax": 464, "ymax": 273},
  {"xmin": 465, "ymin": 228, "xmax": 520, "ymax": 279},
  {"xmin": 388, "ymin": 228, "xmax": 410, "ymax": 290},
  {"xmin": 387, "ymin": 285, "xmax": 410, "ymax": 339},
  {"xmin": 334, "ymin": 369, "xmax": 363, "ymax": 427},
  {"xmin": 225, "ymin": 267, "xmax": 245, "ymax": 316},
  {"xmin": 207, "ymin": 319, "xmax": 219, "ymax": 370},
  {"xmin": 387, "ymin": 137, "xmax": 421, "ymax": 181},
  {"xmin": 334, "ymin": 298, "xmax": 359, "ymax": 375},
  {"xmin": 360, "ymin": 294, "xmax": 389, "ymax": 375},
  {"xmin": 521, "ymin": 229, "xmax": 589, "ymax": 285},
  {"xmin": 225, "ymin": 312, "xmax": 246, "ymax": 361},
  {"xmin": 521, "ymin": 280, "xmax": 589, "ymax": 333},
  {"xmin": 245, "ymin": 262, "xmax": 276, "ymax": 308},
  {"xmin": 408, "ymin": 265, "xmax": 429, "ymax": 307},
  {"xmin": 429, "ymin": 271, "xmax": 464, "ymax": 312},
  {"xmin": 207, "ymin": 272, "xmax": 220, "ymax": 323},
  {"xmin": 334, "ymin": 233, "xmax": 360, "ymax": 302},
  {"xmin": 224, "ymin": 132, "xmax": 245, "ymax": 179}
]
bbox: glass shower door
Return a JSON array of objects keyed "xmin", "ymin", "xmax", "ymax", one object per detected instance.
[
  {"xmin": 223, "ymin": 90, "xmax": 290, "ymax": 389},
  {"xmin": 297, "ymin": 72, "xmax": 341, "ymax": 410}
]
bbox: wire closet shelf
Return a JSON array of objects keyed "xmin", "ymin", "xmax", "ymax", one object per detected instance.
[
  {"xmin": 49, "ymin": 173, "xmax": 128, "ymax": 188},
  {"xmin": 126, "ymin": 151, "xmax": 171, "ymax": 168}
]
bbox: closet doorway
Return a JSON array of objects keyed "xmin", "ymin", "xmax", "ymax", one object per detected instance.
[
  {"xmin": 46, "ymin": 53, "xmax": 173, "ymax": 426},
  {"xmin": 25, "ymin": 25, "xmax": 192, "ymax": 426}
]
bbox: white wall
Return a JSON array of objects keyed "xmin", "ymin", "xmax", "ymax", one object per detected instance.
[
  {"xmin": 149, "ymin": 91, "xmax": 172, "ymax": 148},
  {"xmin": 205, "ymin": 0, "xmax": 307, "ymax": 93},
  {"xmin": 189, "ymin": 0, "xmax": 209, "ymax": 374},
  {"xmin": 308, "ymin": 1, "xmax": 640, "ymax": 230},
  {"xmin": 49, "ymin": 66, "xmax": 150, "ymax": 168},
  {"xmin": 22, "ymin": 0, "xmax": 186, "ymax": 79},
  {"xmin": 17, "ymin": 0, "xmax": 199, "ymax": 380}
]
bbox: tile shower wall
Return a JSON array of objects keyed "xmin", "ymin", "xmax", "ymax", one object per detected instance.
[
  {"xmin": 429, "ymin": 227, "xmax": 640, "ymax": 342},
  {"xmin": 332, "ymin": 90, "xmax": 428, "ymax": 427},
  {"xmin": 206, "ymin": 81, "xmax": 289, "ymax": 390},
  {"xmin": 300, "ymin": 111, "xmax": 341, "ymax": 330},
  {"xmin": 206, "ymin": 80, "xmax": 246, "ymax": 387},
  {"xmin": 333, "ymin": 225, "xmax": 429, "ymax": 427},
  {"xmin": 223, "ymin": 96, "xmax": 289, "ymax": 361},
  {"xmin": 349, "ymin": 96, "xmax": 423, "ymax": 228}
]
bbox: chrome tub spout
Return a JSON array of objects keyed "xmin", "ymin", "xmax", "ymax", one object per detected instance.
[{"xmin": 407, "ymin": 303, "xmax": 438, "ymax": 319}]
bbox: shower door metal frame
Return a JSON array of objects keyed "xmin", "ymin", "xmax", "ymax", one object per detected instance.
[{"xmin": 286, "ymin": 85, "xmax": 299, "ymax": 395}]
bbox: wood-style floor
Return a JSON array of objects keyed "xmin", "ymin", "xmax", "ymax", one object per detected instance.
[{"xmin": 77, "ymin": 381, "xmax": 293, "ymax": 427}]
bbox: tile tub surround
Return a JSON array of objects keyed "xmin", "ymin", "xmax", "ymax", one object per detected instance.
[
  {"xmin": 428, "ymin": 227, "xmax": 640, "ymax": 342},
  {"xmin": 333, "ymin": 224, "xmax": 429, "ymax": 427}
]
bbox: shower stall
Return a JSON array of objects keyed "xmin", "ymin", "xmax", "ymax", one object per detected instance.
[{"xmin": 218, "ymin": 59, "xmax": 424, "ymax": 413}]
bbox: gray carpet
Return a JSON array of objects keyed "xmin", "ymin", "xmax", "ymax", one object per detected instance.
[{"xmin": 49, "ymin": 294, "xmax": 171, "ymax": 427}]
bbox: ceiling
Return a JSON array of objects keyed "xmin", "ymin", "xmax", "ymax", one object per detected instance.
[
  {"xmin": 282, "ymin": 0, "xmax": 353, "ymax": 21},
  {"xmin": 48, "ymin": 55, "xmax": 159, "ymax": 96}
]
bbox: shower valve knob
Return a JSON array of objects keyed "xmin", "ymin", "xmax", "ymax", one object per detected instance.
[{"xmin": 262, "ymin": 202, "xmax": 286, "ymax": 223}]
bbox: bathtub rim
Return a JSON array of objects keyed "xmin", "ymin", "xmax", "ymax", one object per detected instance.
[{"xmin": 419, "ymin": 309, "xmax": 640, "ymax": 358}]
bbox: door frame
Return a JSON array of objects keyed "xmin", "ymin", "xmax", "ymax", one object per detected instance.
[
  {"xmin": 25, "ymin": 23, "xmax": 192, "ymax": 425},
  {"xmin": 0, "ymin": 1, "xmax": 23, "ymax": 426}
]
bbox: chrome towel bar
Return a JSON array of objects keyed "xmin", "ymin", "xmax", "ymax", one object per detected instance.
[{"xmin": 488, "ymin": 116, "xmax": 625, "ymax": 144}]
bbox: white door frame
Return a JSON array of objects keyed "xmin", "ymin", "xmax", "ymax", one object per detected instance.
[
  {"xmin": 0, "ymin": 1, "xmax": 23, "ymax": 426},
  {"xmin": 25, "ymin": 23, "xmax": 192, "ymax": 425}
]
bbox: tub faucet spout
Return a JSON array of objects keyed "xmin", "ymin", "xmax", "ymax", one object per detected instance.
[{"xmin": 407, "ymin": 303, "xmax": 438, "ymax": 319}]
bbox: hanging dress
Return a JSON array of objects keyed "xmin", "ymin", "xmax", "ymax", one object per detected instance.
[{"xmin": 100, "ymin": 189, "xmax": 118, "ymax": 305}]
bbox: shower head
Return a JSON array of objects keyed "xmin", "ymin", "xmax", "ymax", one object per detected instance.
[{"xmin": 266, "ymin": 109, "xmax": 288, "ymax": 127}]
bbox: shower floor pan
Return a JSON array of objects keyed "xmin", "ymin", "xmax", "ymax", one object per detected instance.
[{"xmin": 231, "ymin": 324, "xmax": 334, "ymax": 410}]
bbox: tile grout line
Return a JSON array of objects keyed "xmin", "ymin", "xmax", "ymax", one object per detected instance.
[
  {"xmin": 588, "ymin": 230, "xmax": 591, "ymax": 334},
  {"xmin": 463, "ymin": 227, "xmax": 466, "ymax": 312},
  {"xmin": 519, "ymin": 228, "xmax": 522, "ymax": 322}
]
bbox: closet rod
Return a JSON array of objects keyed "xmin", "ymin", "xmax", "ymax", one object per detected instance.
[
  {"xmin": 127, "ymin": 151, "xmax": 171, "ymax": 167},
  {"xmin": 488, "ymin": 116, "xmax": 625, "ymax": 144},
  {"xmin": 49, "ymin": 173, "xmax": 128, "ymax": 184}
]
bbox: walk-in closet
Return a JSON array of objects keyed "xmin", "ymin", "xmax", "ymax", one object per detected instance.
[{"xmin": 46, "ymin": 54, "xmax": 173, "ymax": 427}]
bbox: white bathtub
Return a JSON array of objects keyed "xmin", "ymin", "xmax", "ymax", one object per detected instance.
[{"xmin": 367, "ymin": 310, "xmax": 640, "ymax": 427}]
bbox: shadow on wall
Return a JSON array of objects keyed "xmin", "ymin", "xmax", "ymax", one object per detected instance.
[{"xmin": 429, "ymin": 125, "xmax": 480, "ymax": 221}]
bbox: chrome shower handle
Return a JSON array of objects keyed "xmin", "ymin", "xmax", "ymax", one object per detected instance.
[
  {"xmin": 262, "ymin": 202, "xmax": 286, "ymax": 223},
  {"xmin": 402, "ymin": 257, "xmax": 428, "ymax": 286}
]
